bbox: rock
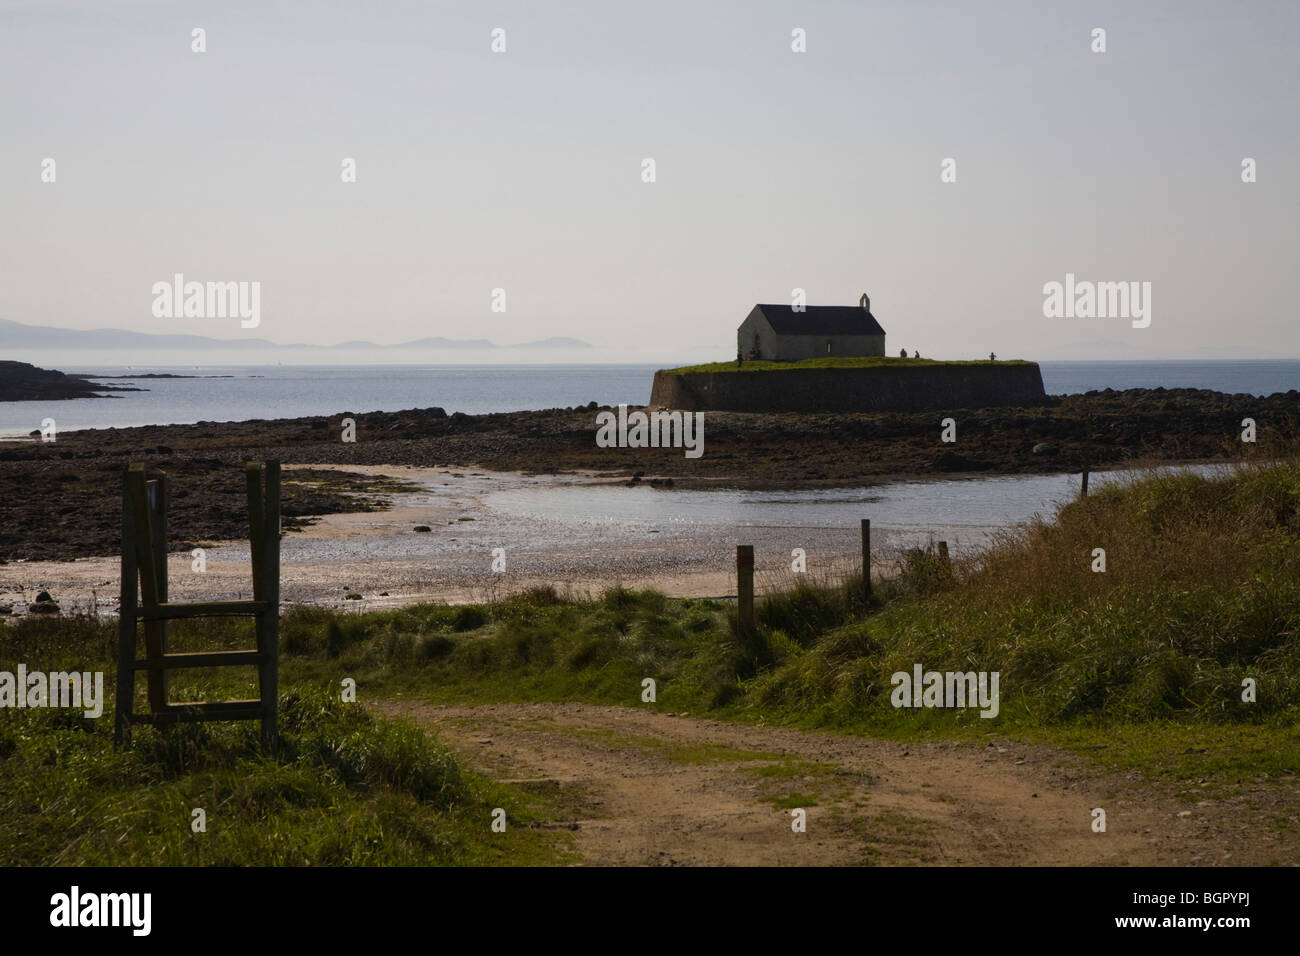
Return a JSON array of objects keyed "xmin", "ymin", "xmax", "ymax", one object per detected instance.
[
  {"xmin": 1032, "ymin": 442, "xmax": 1058, "ymax": 455},
  {"xmin": 34, "ymin": 590, "xmax": 55, "ymax": 604},
  {"xmin": 413, "ymin": 525, "xmax": 432, "ymax": 532},
  {"xmin": 934, "ymin": 451, "xmax": 992, "ymax": 472},
  {"xmin": 28, "ymin": 602, "xmax": 59, "ymax": 614}
]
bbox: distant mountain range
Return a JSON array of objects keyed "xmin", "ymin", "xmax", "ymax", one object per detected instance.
[{"xmin": 0, "ymin": 318, "xmax": 591, "ymax": 351}]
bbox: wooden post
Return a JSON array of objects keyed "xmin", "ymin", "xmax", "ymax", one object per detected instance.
[
  {"xmin": 128, "ymin": 466, "xmax": 167, "ymax": 713},
  {"xmin": 115, "ymin": 468, "xmax": 138, "ymax": 746},
  {"xmin": 938, "ymin": 540, "xmax": 949, "ymax": 564},
  {"xmin": 148, "ymin": 474, "xmax": 169, "ymax": 708},
  {"xmin": 736, "ymin": 545, "xmax": 754, "ymax": 641},
  {"xmin": 246, "ymin": 463, "xmax": 265, "ymax": 598},
  {"xmin": 1081, "ymin": 462, "xmax": 1090, "ymax": 498},
  {"xmin": 861, "ymin": 519, "xmax": 872, "ymax": 601},
  {"xmin": 260, "ymin": 462, "xmax": 281, "ymax": 754}
]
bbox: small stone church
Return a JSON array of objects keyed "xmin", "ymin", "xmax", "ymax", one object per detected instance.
[{"xmin": 737, "ymin": 294, "xmax": 886, "ymax": 361}]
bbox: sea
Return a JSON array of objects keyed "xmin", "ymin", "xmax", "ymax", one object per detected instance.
[{"xmin": 0, "ymin": 360, "xmax": 1297, "ymax": 438}]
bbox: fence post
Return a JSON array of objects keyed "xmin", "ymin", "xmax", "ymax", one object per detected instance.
[
  {"xmin": 736, "ymin": 545, "xmax": 754, "ymax": 640},
  {"xmin": 260, "ymin": 462, "xmax": 281, "ymax": 755},
  {"xmin": 115, "ymin": 468, "xmax": 137, "ymax": 747},
  {"xmin": 148, "ymin": 474, "xmax": 169, "ymax": 708},
  {"xmin": 938, "ymin": 540, "xmax": 949, "ymax": 564},
  {"xmin": 128, "ymin": 466, "xmax": 166, "ymax": 714},
  {"xmin": 861, "ymin": 519, "xmax": 872, "ymax": 601},
  {"xmin": 1081, "ymin": 462, "xmax": 1090, "ymax": 497}
]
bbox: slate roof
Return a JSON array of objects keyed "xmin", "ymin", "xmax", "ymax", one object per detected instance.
[{"xmin": 752, "ymin": 304, "xmax": 886, "ymax": 337}]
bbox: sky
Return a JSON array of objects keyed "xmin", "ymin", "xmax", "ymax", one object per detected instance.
[{"xmin": 2, "ymin": 0, "xmax": 1297, "ymax": 364}]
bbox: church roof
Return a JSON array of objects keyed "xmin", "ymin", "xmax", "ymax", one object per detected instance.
[{"xmin": 752, "ymin": 304, "xmax": 886, "ymax": 337}]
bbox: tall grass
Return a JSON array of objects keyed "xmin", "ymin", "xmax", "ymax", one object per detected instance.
[
  {"xmin": 268, "ymin": 458, "xmax": 1300, "ymax": 734},
  {"xmin": 0, "ymin": 623, "xmax": 569, "ymax": 865},
  {"xmin": 4, "ymin": 457, "xmax": 1298, "ymax": 856},
  {"xmin": 748, "ymin": 459, "xmax": 1300, "ymax": 728}
]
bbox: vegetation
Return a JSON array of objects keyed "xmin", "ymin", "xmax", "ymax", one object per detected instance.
[
  {"xmin": 3, "ymin": 457, "xmax": 1297, "ymax": 862},
  {"xmin": 662, "ymin": 356, "xmax": 1036, "ymax": 374},
  {"xmin": 274, "ymin": 458, "xmax": 1300, "ymax": 780},
  {"xmin": 0, "ymin": 621, "xmax": 573, "ymax": 865}
]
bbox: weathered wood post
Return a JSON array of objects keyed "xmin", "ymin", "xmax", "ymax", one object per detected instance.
[
  {"xmin": 938, "ymin": 540, "xmax": 949, "ymax": 564},
  {"xmin": 861, "ymin": 519, "xmax": 872, "ymax": 601},
  {"xmin": 115, "ymin": 468, "xmax": 138, "ymax": 746},
  {"xmin": 1081, "ymin": 462, "xmax": 1090, "ymax": 498},
  {"xmin": 247, "ymin": 461, "xmax": 281, "ymax": 754},
  {"xmin": 262, "ymin": 462, "xmax": 281, "ymax": 755},
  {"xmin": 736, "ymin": 545, "xmax": 754, "ymax": 641},
  {"xmin": 148, "ymin": 474, "xmax": 169, "ymax": 709},
  {"xmin": 127, "ymin": 465, "xmax": 167, "ymax": 714}
]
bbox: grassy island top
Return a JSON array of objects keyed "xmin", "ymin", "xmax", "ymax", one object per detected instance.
[{"xmin": 661, "ymin": 356, "xmax": 1036, "ymax": 374}]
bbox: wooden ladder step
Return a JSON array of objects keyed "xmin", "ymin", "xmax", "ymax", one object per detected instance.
[
  {"xmin": 129, "ymin": 700, "xmax": 266, "ymax": 725},
  {"xmin": 136, "ymin": 600, "xmax": 269, "ymax": 621},
  {"xmin": 131, "ymin": 650, "xmax": 264, "ymax": 671}
]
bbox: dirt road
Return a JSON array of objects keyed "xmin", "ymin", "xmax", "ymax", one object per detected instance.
[{"xmin": 378, "ymin": 701, "xmax": 1293, "ymax": 866}]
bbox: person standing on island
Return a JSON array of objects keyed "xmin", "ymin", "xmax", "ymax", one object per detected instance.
[
  {"xmin": 899, "ymin": 348, "xmax": 908, "ymax": 358},
  {"xmin": 913, "ymin": 350, "xmax": 920, "ymax": 359},
  {"xmin": 989, "ymin": 352, "xmax": 996, "ymax": 361},
  {"xmin": 737, "ymin": 348, "xmax": 743, "ymax": 368}
]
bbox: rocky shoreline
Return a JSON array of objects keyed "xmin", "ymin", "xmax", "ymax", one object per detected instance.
[
  {"xmin": 0, "ymin": 360, "xmax": 141, "ymax": 402},
  {"xmin": 0, "ymin": 386, "xmax": 1295, "ymax": 563}
]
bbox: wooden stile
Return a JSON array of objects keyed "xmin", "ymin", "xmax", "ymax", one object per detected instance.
[{"xmin": 114, "ymin": 461, "xmax": 281, "ymax": 753}]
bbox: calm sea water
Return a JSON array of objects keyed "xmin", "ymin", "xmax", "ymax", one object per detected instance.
[
  {"xmin": 1, "ymin": 360, "xmax": 1296, "ymax": 437},
  {"xmin": 483, "ymin": 464, "xmax": 1235, "ymax": 557}
]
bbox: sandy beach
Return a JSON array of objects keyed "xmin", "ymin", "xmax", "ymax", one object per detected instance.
[
  {"xmin": 0, "ymin": 463, "xmax": 900, "ymax": 615},
  {"xmin": 2, "ymin": 386, "xmax": 1294, "ymax": 616},
  {"xmin": 2, "ymin": 387, "xmax": 1295, "ymax": 567}
]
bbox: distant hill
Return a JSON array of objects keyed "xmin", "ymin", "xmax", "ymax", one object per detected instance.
[
  {"xmin": 0, "ymin": 318, "xmax": 591, "ymax": 351},
  {"xmin": 516, "ymin": 336, "xmax": 591, "ymax": 348},
  {"xmin": 398, "ymin": 337, "xmax": 496, "ymax": 349}
]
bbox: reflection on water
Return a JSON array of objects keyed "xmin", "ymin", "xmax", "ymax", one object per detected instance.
[{"xmin": 483, "ymin": 464, "xmax": 1231, "ymax": 553}]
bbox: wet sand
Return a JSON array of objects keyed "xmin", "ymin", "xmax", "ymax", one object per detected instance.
[
  {"xmin": 1, "ymin": 387, "xmax": 1294, "ymax": 615},
  {"xmin": 0, "ymin": 464, "xmax": 894, "ymax": 616},
  {"xmin": 2, "ymin": 387, "xmax": 1295, "ymax": 566}
]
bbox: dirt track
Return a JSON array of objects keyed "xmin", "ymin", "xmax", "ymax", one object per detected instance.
[{"xmin": 378, "ymin": 701, "xmax": 1297, "ymax": 867}]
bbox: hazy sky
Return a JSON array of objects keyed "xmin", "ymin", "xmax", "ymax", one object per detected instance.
[{"xmin": 2, "ymin": 0, "xmax": 1297, "ymax": 363}]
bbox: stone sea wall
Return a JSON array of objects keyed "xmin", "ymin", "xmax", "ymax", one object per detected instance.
[{"xmin": 649, "ymin": 363, "xmax": 1049, "ymax": 412}]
